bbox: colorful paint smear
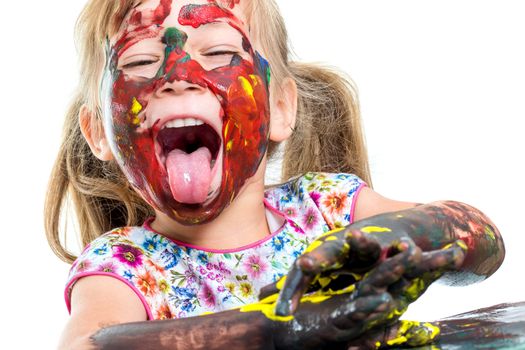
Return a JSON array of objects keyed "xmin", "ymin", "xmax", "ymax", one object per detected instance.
[{"xmin": 101, "ymin": 1, "xmax": 271, "ymax": 224}]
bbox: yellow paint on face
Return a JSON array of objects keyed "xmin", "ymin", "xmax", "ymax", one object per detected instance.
[
  {"xmin": 249, "ymin": 74, "xmax": 259, "ymax": 87},
  {"xmin": 326, "ymin": 236, "xmax": 338, "ymax": 241},
  {"xmin": 361, "ymin": 226, "xmax": 392, "ymax": 234},
  {"xmin": 238, "ymin": 76, "xmax": 254, "ymax": 96},
  {"xmin": 131, "ymin": 97, "xmax": 143, "ymax": 115},
  {"xmin": 226, "ymin": 140, "xmax": 233, "ymax": 151}
]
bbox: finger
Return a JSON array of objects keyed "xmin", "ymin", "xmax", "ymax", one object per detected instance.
[
  {"xmin": 274, "ymin": 265, "xmax": 313, "ymax": 316},
  {"xmin": 330, "ymin": 292, "xmax": 395, "ymax": 341},
  {"xmin": 299, "ymin": 228, "xmax": 382, "ymax": 276},
  {"xmin": 276, "ymin": 228, "xmax": 381, "ymax": 316},
  {"xmin": 356, "ymin": 238, "xmax": 421, "ymax": 297},
  {"xmin": 405, "ymin": 239, "xmax": 467, "ymax": 279}
]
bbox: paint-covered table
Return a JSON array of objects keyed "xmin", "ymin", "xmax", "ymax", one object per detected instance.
[{"xmin": 394, "ymin": 302, "xmax": 525, "ymax": 349}]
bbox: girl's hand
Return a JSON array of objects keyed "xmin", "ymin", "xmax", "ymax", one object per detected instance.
[
  {"xmin": 273, "ymin": 226, "xmax": 466, "ymax": 316},
  {"xmin": 264, "ymin": 237, "xmax": 465, "ymax": 349}
]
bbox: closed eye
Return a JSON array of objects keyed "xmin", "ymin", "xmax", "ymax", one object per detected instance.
[
  {"xmin": 202, "ymin": 50, "xmax": 238, "ymax": 57},
  {"xmin": 122, "ymin": 59, "xmax": 159, "ymax": 68}
]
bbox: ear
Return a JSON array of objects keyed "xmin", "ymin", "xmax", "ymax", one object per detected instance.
[
  {"xmin": 269, "ymin": 77, "xmax": 298, "ymax": 142},
  {"xmin": 79, "ymin": 105, "xmax": 114, "ymax": 161}
]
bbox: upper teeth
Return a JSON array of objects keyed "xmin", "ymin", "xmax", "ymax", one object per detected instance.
[{"xmin": 164, "ymin": 118, "xmax": 204, "ymax": 128}]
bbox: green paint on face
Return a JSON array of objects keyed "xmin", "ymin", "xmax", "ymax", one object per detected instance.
[{"xmin": 164, "ymin": 27, "xmax": 187, "ymax": 48}]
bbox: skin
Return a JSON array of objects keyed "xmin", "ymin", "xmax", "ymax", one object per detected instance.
[{"xmin": 67, "ymin": 1, "xmax": 506, "ymax": 349}]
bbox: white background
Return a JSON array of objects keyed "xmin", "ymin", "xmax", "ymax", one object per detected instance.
[{"xmin": 1, "ymin": 1, "xmax": 524, "ymax": 348}]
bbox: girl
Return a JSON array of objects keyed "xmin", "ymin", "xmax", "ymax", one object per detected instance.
[{"xmin": 45, "ymin": 0, "xmax": 504, "ymax": 348}]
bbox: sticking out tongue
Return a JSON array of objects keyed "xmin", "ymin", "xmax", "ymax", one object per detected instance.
[{"xmin": 166, "ymin": 147, "xmax": 212, "ymax": 204}]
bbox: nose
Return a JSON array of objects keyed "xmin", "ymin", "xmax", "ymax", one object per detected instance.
[{"xmin": 155, "ymin": 79, "xmax": 206, "ymax": 98}]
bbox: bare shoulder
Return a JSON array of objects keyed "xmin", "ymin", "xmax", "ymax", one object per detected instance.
[
  {"xmin": 58, "ymin": 275, "xmax": 147, "ymax": 350},
  {"xmin": 353, "ymin": 187, "xmax": 418, "ymax": 222}
]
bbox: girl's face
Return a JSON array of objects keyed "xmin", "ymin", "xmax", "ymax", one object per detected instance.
[{"xmin": 101, "ymin": 0, "xmax": 271, "ymax": 224}]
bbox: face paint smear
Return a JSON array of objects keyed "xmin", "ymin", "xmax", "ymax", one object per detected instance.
[{"xmin": 101, "ymin": 1, "xmax": 271, "ymax": 224}]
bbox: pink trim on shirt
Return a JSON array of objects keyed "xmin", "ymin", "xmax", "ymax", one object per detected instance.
[
  {"xmin": 64, "ymin": 271, "xmax": 154, "ymax": 320},
  {"xmin": 142, "ymin": 201, "xmax": 288, "ymax": 253},
  {"xmin": 350, "ymin": 182, "xmax": 368, "ymax": 224}
]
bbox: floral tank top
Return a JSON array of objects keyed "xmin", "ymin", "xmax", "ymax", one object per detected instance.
[{"xmin": 65, "ymin": 172, "xmax": 366, "ymax": 320}]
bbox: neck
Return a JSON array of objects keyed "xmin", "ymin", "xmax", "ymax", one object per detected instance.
[{"xmin": 150, "ymin": 173, "xmax": 271, "ymax": 250}]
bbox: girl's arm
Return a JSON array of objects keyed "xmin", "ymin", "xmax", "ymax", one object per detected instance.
[
  {"xmin": 275, "ymin": 187, "xmax": 505, "ymax": 315},
  {"xmin": 352, "ymin": 188, "xmax": 504, "ymax": 282},
  {"xmin": 63, "ymin": 241, "xmax": 455, "ymax": 350},
  {"xmin": 60, "ymin": 275, "xmax": 274, "ymax": 350}
]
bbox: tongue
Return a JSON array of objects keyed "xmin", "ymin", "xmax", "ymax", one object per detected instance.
[{"xmin": 166, "ymin": 147, "xmax": 212, "ymax": 204}]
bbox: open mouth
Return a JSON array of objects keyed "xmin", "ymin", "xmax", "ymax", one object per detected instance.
[{"xmin": 157, "ymin": 122, "xmax": 221, "ymax": 167}]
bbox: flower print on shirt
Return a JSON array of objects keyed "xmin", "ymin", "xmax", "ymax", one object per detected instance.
[
  {"xmin": 93, "ymin": 244, "xmax": 108, "ymax": 255},
  {"xmin": 156, "ymin": 303, "xmax": 173, "ymax": 320},
  {"xmin": 302, "ymin": 207, "xmax": 321, "ymax": 230},
  {"xmin": 243, "ymin": 254, "xmax": 268, "ymax": 279},
  {"xmin": 75, "ymin": 259, "xmax": 92, "ymax": 273},
  {"xmin": 198, "ymin": 283, "xmax": 216, "ymax": 309},
  {"xmin": 239, "ymin": 282, "xmax": 253, "ymax": 298},
  {"xmin": 322, "ymin": 192, "xmax": 349, "ymax": 217},
  {"xmin": 197, "ymin": 253, "xmax": 209, "ymax": 265},
  {"xmin": 271, "ymin": 235, "xmax": 290, "ymax": 252},
  {"xmin": 135, "ymin": 270, "xmax": 157, "ymax": 297},
  {"xmin": 170, "ymin": 286, "xmax": 198, "ymax": 314},
  {"xmin": 160, "ymin": 246, "xmax": 182, "ymax": 270},
  {"xmin": 98, "ymin": 261, "xmax": 118, "ymax": 273},
  {"xmin": 143, "ymin": 235, "xmax": 161, "ymax": 252},
  {"xmin": 113, "ymin": 244, "xmax": 143, "ymax": 267}
]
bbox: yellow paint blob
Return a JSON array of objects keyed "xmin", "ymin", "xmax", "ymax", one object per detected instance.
[
  {"xmin": 304, "ymin": 240, "xmax": 323, "ymax": 253},
  {"xmin": 361, "ymin": 226, "xmax": 392, "ymax": 234},
  {"xmin": 457, "ymin": 240, "xmax": 468, "ymax": 251},
  {"xmin": 238, "ymin": 76, "xmax": 254, "ymax": 96},
  {"xmin": 131, "ymin": 97, "xmax": 143, "ymax": 115},
  {"xmin": 226, "ymin": 140, "xmax": 233, "ymax": 151},
  {"xmin": 240, "ymin": 302, "xmax": 294, "ymax": 322},
  {"xmin": 276, "ymin": 276, "xmax": 286, "ymax": 290},
  {"xmin": 318, "ymin": 277, "xmax": 332, "ymax": 288},
  {"xmin": 385, "ymin": 320, "xmax": 440, "ymax": 347},
  {"xmin": 316, "ymin": 227, "xmax": 344, "ymax": 240},
  {"xmin": 325, "ymin": 236, "xmax": 338, "ymax": 241}
]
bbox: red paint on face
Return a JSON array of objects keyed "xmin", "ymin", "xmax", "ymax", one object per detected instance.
[
  {"xmin": 179, "ymin": 3, "xmax": 240, "ymax": 28},
  {"xmin": 102, "ymin": 1, "xmax": 271, "ymax": 224}
]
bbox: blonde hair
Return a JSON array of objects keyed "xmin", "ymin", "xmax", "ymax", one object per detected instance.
[{"xmin": 45, "ymin": 0, "xmax": 372, "ymax": 263}]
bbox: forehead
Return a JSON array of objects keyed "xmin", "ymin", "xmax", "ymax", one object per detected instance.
[{"xmin": 114, "ymin": 0, "xmax": 249, "ymax": 42}]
